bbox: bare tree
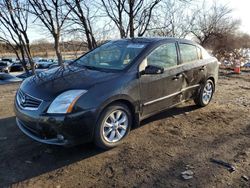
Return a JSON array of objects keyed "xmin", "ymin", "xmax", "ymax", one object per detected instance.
[
  {"xmin": 101, "ymin": 0, "xmax": 161, "ymax": 38},
  {"xmin": 129, "ymin": 0, "xmax": 161, "ymax": 37},
  {"xmin": 0, "ymin": 0, "xmax": 35, "ymax": 73},
  {"xmin": 101, "ymin": 0, "xmax": 127, "ymax": 38},
  {"xmin": 148, "ymin": 0, "xmax": 194, "ymax": 38},
  {"xmin": 190, "ymin": 1, "xmax": 240, "ymax": 47},
  {"xmin": 0, "ymin": 30, "xmax": 21, "ymax": 61},
  {"xmin": 29, "ymin": 0, "xmax": 72, "ymax": 65},
  {"xmin": 64, "ymin": 0, "xmax": 97, "ymax": 50},
  {"xmin": 210, "ymin": 32, "xmax": 250, "ymax": 62}
]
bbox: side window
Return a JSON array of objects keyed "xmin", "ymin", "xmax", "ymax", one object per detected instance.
[
  {"xmin": 147, "ymin": 43, "xmax": 178, "ymax": 69},
  {"xmin": 179, "ymin": 43, "xmax": 199, "ymax": 63}
]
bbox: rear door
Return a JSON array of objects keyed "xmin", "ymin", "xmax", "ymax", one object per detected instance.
[
  {"xmin": 139, "ymin": 42, "xmax": 184, "ymax": 117},
  {"xmin": 178, "ymin": 43, "xmax": 207, "ymax": 100}
]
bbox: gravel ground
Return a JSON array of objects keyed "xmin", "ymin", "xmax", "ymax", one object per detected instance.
[{"xmin": 0, "ymin": 70, "xmax": 249, "ymax": 188}]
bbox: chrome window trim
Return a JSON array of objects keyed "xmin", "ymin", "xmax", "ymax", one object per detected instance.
[{"xmin": 143, "ymin": 84, "xmax": 200, "ymax": 106}]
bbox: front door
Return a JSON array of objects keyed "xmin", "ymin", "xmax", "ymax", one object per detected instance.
[{"xmin": 139, "ymin": 42, "xmax": 184, "ymax": 117}]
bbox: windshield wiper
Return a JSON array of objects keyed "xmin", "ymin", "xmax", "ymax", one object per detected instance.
[
  {"xmin": 84, "ymin": 65, "xmax": 101, "ymax": 71},
  {"xmin": 73, "ymin": 63, "xmax": 97, "ymax": 71},
  {"xmin": 74, "ymin": 63, "xmax": 120, "ymax": 72}
]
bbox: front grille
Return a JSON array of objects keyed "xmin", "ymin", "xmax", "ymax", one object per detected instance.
[{"xmin": 17, "ymin": 89, "xmax": 43, "ymax": 110}]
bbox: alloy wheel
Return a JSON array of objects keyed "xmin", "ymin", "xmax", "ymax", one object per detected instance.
[
  {"xmin": 102, "ymin": 110, "xmax": 128, "ymax": 143},
  {"xmin": 202, "ymin": 82, "xmax": 213, "ymax": 105}
]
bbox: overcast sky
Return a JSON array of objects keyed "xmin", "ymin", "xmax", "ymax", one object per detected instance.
[{"xmin": 222, "ymin": 0, "xmax": 250, "ymax": 33}]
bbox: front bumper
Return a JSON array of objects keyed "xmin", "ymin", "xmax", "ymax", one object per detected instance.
[
  {"xmin": 14, "ymin": 102, "xmax": 97, "ymax": 146},
  {"xmin": 16, "ymin": 118, "xmax": 68, "ymax": 145}
]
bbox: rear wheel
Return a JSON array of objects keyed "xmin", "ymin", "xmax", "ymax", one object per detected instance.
[
  {"xmin": 194, "ymin": 79, "xmax": 214, "ymax": 107},
  {"xmin": 94, "ymin": 103, "xmax": 132, "ymax": 149}
]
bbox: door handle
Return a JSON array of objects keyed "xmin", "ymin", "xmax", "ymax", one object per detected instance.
[
  {"xmin": 173, "ymin": 73, "xmax": 183, "ymax": 81},
  {"xmin": 199, "ymin": 65, "xmax": 207, "ymax": 71}
]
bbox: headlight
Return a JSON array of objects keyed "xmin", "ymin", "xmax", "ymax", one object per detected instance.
[{"xmin": 47, "ymin": 90, "xmax": 87, "ymax": 114}]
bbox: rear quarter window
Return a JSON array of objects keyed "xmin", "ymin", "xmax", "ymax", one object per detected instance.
[
  {"xmin": 179, "ymin": 43, "xmax": 199, "ymax": 63},
  {"xmin": 201, "ymin": 47, "xmax": 211, "ymax": 59}
]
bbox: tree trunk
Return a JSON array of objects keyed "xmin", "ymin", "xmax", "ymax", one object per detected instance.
[
  {"xmin": 19, "ymin": 46, "xmax": 29, "ymax": 74},
  {"xmin": 119, "ymin": 28, "xmax": 126, "ymax": 38},
  {"xmin": 82, "ymin": 17, "xmax": 96, "ymax": 50},
  {"xmin": 91, "ymin": 34, "xmax": 97, "ymax": 49},
  {"xmin": 23, "ymin": 35, "xmax": 35, "ymax": 74},
  {"xmin": 26, "ymin": 56, "xmax": 35, "ymax": 74},
  {"xmin": 54, "ymin": 34, "xmax": 63, "ymax": 66},
  {"xmin": 129, "ymin": 2, "xmax": 134, "ymax": 38},
  {"xmin": 85, "ymin": 30, "xmax": 93, "ymax": 50},
  {"xmin": 22, "ymin": 36, "xmax": 35, "ymax": 74}
]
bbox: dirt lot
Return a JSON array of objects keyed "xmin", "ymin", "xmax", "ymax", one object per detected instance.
[{"xmin": 0, "ymin": 70, "xmax": 249, "ymax": 188}]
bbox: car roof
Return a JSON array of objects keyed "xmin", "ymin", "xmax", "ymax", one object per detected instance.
[{"xmin": 113, "ymin": 37, "xmax": 197, "ymax": 45}]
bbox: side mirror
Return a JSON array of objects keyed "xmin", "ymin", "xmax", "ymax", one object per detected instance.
[{"xmin": 143, "ymin": 65, "xmax": 164, "ymax": 75}]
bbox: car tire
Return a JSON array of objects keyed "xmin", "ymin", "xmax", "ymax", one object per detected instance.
[
  {"xmin": 94, "ymin": 103, "xmax": 132, "ymax": 149},
  {"xmin": 194, "ymin": 79, "xmax": 214, "ymax": 107}
]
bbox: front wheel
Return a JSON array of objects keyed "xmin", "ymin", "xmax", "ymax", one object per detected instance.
[
  {"xmin": 194, "ymin": 79, "xmax": 214, "ymax": 107},
  {"xmin": 94, "ymin": 103, "xmax": 132, "ymax": 149}
]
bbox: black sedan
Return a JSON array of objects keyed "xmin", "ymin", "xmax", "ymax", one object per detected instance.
[
  {"xmin": 10, "ymin": 63, "xmax": 24, "ymax": 72},
  {"xmin": 15, "ymin": 38, "xmax": 219, "ymax": 149}
]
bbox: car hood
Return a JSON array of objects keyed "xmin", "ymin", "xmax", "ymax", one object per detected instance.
[{"xmin": 20, "ymin": 65, "xmax": 119, "ymax": 101}]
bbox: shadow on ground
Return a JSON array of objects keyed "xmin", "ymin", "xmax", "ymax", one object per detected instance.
[
  {"xmin": 141, "ymin": 104, "xmax": 199, "ymax": 126},
  {"xmin": 0, "ymin": 104, "xmax": 201, "ymax": 187},
  {"xmin": 0, "ymin": 116, "xmax": 103, "ymax": 187}
]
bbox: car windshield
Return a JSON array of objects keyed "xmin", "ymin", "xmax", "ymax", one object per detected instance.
[{"xmin": 74, "ymin": 41, "xmax": 147, "ymax": 71}]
